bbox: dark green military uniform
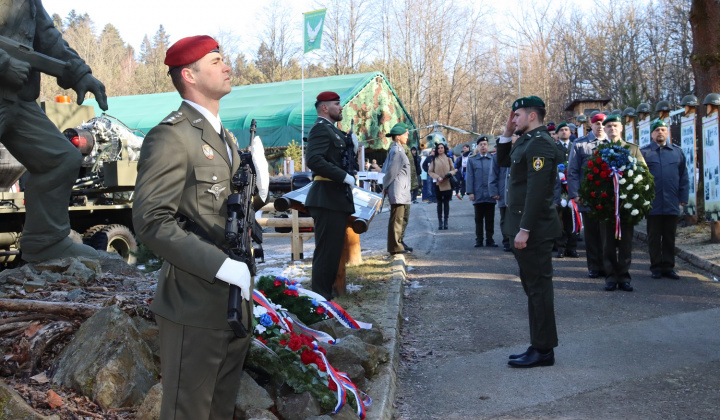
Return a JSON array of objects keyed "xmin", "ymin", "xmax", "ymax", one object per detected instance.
[
  {"xmin": 133, "ymin": 102, "xmax": 253, "ymax": 419},
  {"xmin": 306, "ymin": 117, "xmax": 355, "ymax": 300},
  {"xmin": 497, "ymin": 125, "xmax": 562, "ymax": 351}
]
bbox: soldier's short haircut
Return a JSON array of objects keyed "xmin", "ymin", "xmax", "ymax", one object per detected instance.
[
  {"xmin": 169, "ymin": 62, "xmax": 200, "ymax": 96},
  {"xmin": 526, "ymin": 106, "xmax": 546, "ymax": 123}
]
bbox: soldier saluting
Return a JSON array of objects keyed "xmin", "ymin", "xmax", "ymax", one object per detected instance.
[{"xmin": 305, "ymin": 91, "xmax": 356, "ymax": 300}]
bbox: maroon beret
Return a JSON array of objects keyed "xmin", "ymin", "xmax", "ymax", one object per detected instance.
[
  {"xmin": 316, "ymin": 91, "xmax": 340, "ymax": 102},
  {"xmin": 164, "ymin": 35, "xmax": 220, "ymax": 68},
  {"xmin": 590, "ymin": 113, "xmax": 606, "ymax": 124}
]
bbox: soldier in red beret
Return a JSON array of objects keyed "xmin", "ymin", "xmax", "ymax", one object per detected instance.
[
  {"xmin": 133, "ymin": 35, "xmax": 260, "ymax": 419},
  {"xmin": 305, "ymin": 90, "xmax": 357, "ymax": 299}
]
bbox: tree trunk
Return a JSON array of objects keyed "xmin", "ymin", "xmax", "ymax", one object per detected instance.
[
  {"xmin": 0, "ymin": 299, "xmax": 99, "ymax": 318},
  {"xmin": 690, "ymin": 0, "xmax": 720, "ymax": 222}
]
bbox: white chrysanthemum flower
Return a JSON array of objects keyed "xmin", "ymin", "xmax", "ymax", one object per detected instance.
[
  {"xmin": 253, "ymin": 306, "xmax": 268, "ymax": 317},
  {"xmin": 628, "ymin": 169, "xmax": 634, "ymax": 177},
  {"xmin": 631, "ymin": 209, "xmax": 639, "ymax": 216},
  {"xmin": 645, "ymin": 184, "xmax": 650, "ymax": 190},
  {"xmin": 255, "ymin": 324, "xmax": 267, "ymax": 334},
  {"xmin": 634, "ymin": 175, "xmax": 643, "ymax": 183},
  {"xmin": 643, "ymin": 201, "xmax": 650, "ymax": 206},
  {"xmin": 619, "ymin": 178, "xmax": 627, "ymax": 184},
  {"xmin": 624, "ymin": 203, "xmax": 632, "ymax": 209},
  {"xmin": 620, "ymin": 194, "xmax": 627, "ymax": 199},
  {"xmin": 627, "ymin": 184, "xmax": 634, "ymax": 190},
  {"xmin": 633, "ymin": 194, "xmax": 639, "ymax": 200}
]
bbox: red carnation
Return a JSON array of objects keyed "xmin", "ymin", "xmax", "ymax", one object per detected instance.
[
  {"xmin": 600, "ymin": 171, "xmax": 607, "ymax": 178},
  {"xmin": 588, "ymin": 174, "xmax": 594, "ymax": 181},
  {"xmin": 601, "ymin": 163, "xmax": 609, "ymax": 170},
  {"xmin": 316, "ymin": 306, "xmax": 326, "ymax": 315},
  {"xmin": 316, "ymin": 358, "xmax": 327, "ymax": 371},
  {"xmin": 595, "ymin": 181, "xmax": 601, "ymax": 186},
  {"xmin": 601, "ymin": 192, "xmax": 608, "ymax": 198},
  {"xmin": 257, "ymin": 337, "xmax": 267, "ymax": 344},
  {"xmin": 587, "ymin": 161, "xmax": 594, "ymax": 167},
  {"xmin": 273, "ymin": 280, "xmax": 282, "ymax": 287},
  {"xmin": 317, "ymin": 346, "xmax": 327, "ymax": 355},
  {"xmin": 279, "ymin": 338, "xmax": 287, "ymax": 346},
  {"xmin": 288, "ymin": 334, "xmax": 303, "ymax": 351},
  {"xmin": 591, "ymin": 191, "xmax": 597, "ymax": 198},
  {"xmin": 301, "ymin": 349, "xmax": 316, "ymax": 365},
  {"xmin": 596, "ymin": 157, "xmax": 602, "ymax": 164},
  {"xmin": 270, "ymin": 313, "xmax": 279, "ymax": 323},
  {"xmin": 260, "ymin": 290, "xmax": 266, "ymax": 296},
  {"xmin": 593, "ymin": 167, "xmax": 599, "ymax": 174},
  {"xmin": 301, "ymin": 334, "xmax": 315, "ymax": 347},
  {"xmin": 328, "ymin": 380, "xmax": 338, "ymax": 391},
  {"xmin": 596, "ymin": 205, "xmax": 603, "ymax": 210}
]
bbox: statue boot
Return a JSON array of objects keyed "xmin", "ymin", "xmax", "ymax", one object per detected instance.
[{"xmin": 21, "ymin": 236, "xmax": 99, "ymax": 263}]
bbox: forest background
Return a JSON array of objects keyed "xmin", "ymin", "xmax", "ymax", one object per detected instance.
[{"xmin": 40, "ymin": 0, "xmax": 694, "ymax": 145}]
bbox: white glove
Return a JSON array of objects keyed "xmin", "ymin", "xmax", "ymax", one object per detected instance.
[
  {"xmin": 250, "ymin": 135, "xmax": 270, "ymax": 202},
  {"xmin": 215, "ymin": 258, "xmax": 251, "ymax": 301},
  {"xmin": 343, "ymin": 174, "xmax": 355, "ymax": 186},
  {"xmin": 561, "ymin": 198, "xmax": 568, "ymax": 207}
]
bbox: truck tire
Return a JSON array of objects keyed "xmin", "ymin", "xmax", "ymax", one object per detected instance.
[
  {"xmin": 68, "ymin": 230, "xmax": 83, "ymax": 244},
  {"xmin": 82, "ymin": 225, "xmax": 107, "ymax": 242},
  {"xmin": 88, "ymin": 224, "xmax": 137, "ymax": 265}
]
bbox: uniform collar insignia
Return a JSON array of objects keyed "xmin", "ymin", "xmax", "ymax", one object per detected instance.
[
  {"xmin": 202, "ymin": 144, "xmax": 214, "ymax": 159},
  {"xmin": 193, "ymin": 118, "xmax": 202, "ymax": 124}
]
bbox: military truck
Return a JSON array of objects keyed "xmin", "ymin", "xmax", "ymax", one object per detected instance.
[{"xmin": 0, "ymin": 101, "xmax": 141, "ymax": 267}]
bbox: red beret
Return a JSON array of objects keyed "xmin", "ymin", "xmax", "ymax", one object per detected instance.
[
  {"xmin": 164, "ymin": 35, "xmax": 219, "ymax": 68},
  {"xmin": 590, "ymin": 113, "xmax": 606, "ymax": 124},
  {"xmin": 316, "ymin": 91, "xmax": 340, "ymax": 102}
]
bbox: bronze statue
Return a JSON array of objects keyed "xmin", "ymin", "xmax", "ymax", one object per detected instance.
[{"xmin": 1, "ymin": 0, "xmax": 108, "ymax": 262}]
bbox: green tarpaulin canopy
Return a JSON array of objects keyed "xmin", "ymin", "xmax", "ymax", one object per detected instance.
[{"xmin": 86, "ymin": 71, "xmax": 415, "ymax": 150}]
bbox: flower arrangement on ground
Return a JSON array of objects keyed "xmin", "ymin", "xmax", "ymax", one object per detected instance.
[
  {"xmin": 252, "ymin": 275, "xmax": 371, "ymax": 418},
  {"xmin": 579, "ymin": 141, "xmax": 655, "ymax": 230}
]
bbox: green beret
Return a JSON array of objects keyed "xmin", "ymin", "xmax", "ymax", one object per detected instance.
[
  {"xmin": 555, "ymin": 122, "xmax": 568, "ymax": 133},
  {"xmin": 602, "ymin": 114, "xmax": 622, "ymax": 125},
  {"xmin": 651, "ymin": 119, "xmax": 668, "ymax": 132},
  {"xmin": 385, "ymin": 123, "xmax": 408, "ymax": 137},
  {"xmin": 512, "ymin": 95, "xmax": 545, "ymax": 112}
]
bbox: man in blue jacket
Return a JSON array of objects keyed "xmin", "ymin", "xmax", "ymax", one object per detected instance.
[
  {"xmin": 640, "ymin": 120, "xmax": 689, "ymax": 280},
  {"xmin": 466, "ymin": 136, "xmax": 497, "ymax": 247}
]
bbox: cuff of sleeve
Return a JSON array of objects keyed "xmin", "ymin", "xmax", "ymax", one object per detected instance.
[
  {"xmin": 520, "ymin": 228, "xmax": 530, "ymax": 232},
  {"xmin": 498, "ymin": 136, "xmax": 513, "ymax": 144}
]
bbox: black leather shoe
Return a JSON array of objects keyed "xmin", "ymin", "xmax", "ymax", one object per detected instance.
[
  {"xmin": 390, "ymin": 249, "xmax": 410, "ymax": 255},
  {"xmin": 508, "ymin": 348, "xmax": 554, "ymax": 368},
  {"xmin": 604, "ymin": 281, "xmax": 617, "ymax": 291},
  {"xmin": 663, "ymin": 271, "xmax": 680, "ymax": 280},
  {"xmin": 509, "ymin": 346, "xmax": 532, "ymax": 360},
  {"xmin": 503, "ymin": 244, "xmax": 511, "ymax": 252},
  {"xmin": 474, "ymin": 241, "xmax": 482, "ymax": 248},
  {"xmin": 486, "ymin": 241, "xmax": 498, "ymax": 247},
  {"xmin": 555, "ymin": 250, "xmax": 564, "ymax": 258},
  {"xmin": 588, "ymin": 270, "xmax": 601, "ymax": 278},
  {"xmin": 651, "ymin": 271, "xmax": 662, "ymax": 279},
  {"xmin": 401, "ymin": 241, "xmax": 413, "ymax": 252},
  {"xmin": 619, "ymin": 282, "xmax": 634, "ymax": 291},
  {"xmin": 565, "ymin": 250, "xmax": 579, "ymax": 258}
]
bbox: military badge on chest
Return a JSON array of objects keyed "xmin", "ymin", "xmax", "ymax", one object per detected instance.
[
  {"xmin": 202, "ymin": 144, "xmax": 214, "ymax": 159},
  {"xmin": 533, "ymin": 157, "xmax": 545, "ymax": 171},
  {"xmin": 207, "ymin": 183, "xmax": 226, "ymax": 200}
]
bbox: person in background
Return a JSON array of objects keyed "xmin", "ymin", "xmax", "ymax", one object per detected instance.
[
  {"xmin": 428, "ymin": 143, "xmax": 456, "ymax": 230},
  {"xmin": 454, "ymin": 143, "xmax": 471, "ymax": 200},
  {"xmin": 422, "ymin": 148, "xmax": 437, "ymax": 203},
  {"xmin": 383, "ymin": 123, "xmax": 412, "ymax": 255},
  {"xmin": 410, "ymin": 146, "xmax": 422, "ymax": 203},
  {"xmin": 553, "ymin": 122, "xmax": 578, "ymax": 258},
  {"xmin": 640, "ymin": 120, "xmax": 689, "ymax": 280},
  {"xmin": 466, "ymin": 136, "xmax": 497, "ymax": 247},
  {"xmin": 489, "ymin": 137, "xmax": 511, "ymax": 252}
]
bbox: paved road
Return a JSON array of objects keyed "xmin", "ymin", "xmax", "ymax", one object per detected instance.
[{"xmin": 391, "ymin": 198, "xmax": 720, "ymax": 419}]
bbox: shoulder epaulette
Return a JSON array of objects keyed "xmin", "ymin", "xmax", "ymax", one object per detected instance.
[{"xmin": 160, "ymin": 111, "xmax": 186, "ymax": 125}]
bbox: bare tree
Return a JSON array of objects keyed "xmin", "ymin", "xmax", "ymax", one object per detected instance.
[
  {"xmin": 254, "ymin": 0, "xmax": 301, "ymax": 83},
  {"xmin": 321, "ymin": 0, "xmax": 376, "ymax": 75}
]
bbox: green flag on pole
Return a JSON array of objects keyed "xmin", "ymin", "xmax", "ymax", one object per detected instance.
[{"xmin": 303, "ymin": 9, "xmax": 326, "ymax": 53}]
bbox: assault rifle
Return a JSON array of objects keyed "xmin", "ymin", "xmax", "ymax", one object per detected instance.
[
  {"xmin": 225, "ymin": 119, "xmax": 264, "ymax": 338},
  {"xmin": 341, "ymin": 120, "xmax": 359, "ymax": 201},
  {"xmin": 0, "ymin": 34, "xmax": 66, "ymax": 77}
]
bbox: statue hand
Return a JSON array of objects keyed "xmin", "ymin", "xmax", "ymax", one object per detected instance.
[
  {"xmin": 73, "ymin": 74, "xmax": 108, "ymax": 111},
  {"xmin": 1, "ymin": 57, "xmax": 31, "ymax": 88}
]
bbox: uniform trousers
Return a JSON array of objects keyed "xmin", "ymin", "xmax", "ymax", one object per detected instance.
[
  {"xmin": 307, "ymin": 206, "xmax": 350, "ymax": 300},
  {"xmin": 499, "ymin": 206, "xmax": 509, "ymax": 246},
  {"xmin": 156, "ymin": 315, "xmax": 250, "ymax": 420},
  {"xmin": 581, "ymin": 212, "xmax": 604, "ymax": 272},
  {"xmin": 511, "ymin": 237, "xmax": 558, "ymax": 350},
  {"xmin": 646, "ymin": 215, "xmax": 678, "ymax": 272},
  {"xmin": 600, "ymin": 222, "xmax": 634, "ymax": 283},
  {"xmin": 0, "ymin": 100, "xmax": 82, "ymax": 254},
  {"xmin": 387, "ymin": 204, "xmax": 406, "ymax": 253},
  {"xmin": 555, "ymin": 206, "xmax": 578, "ymax": 252},
  {"xmin": 400, "ymin": 203, "xmax": 410, "ymax": 242},
  {"xmin": 473, "ymin": 202, "xmax": 495, "ymax": 243}
]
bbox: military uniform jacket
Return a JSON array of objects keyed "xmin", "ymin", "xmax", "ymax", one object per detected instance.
[
  {"xmin": 641, "ymin": 142, "xmax": 689, "ymax": 216},
  {"xmin": 488, "ymin": 154, "xmax": 508, "ymax": 208},
  {"xmin": 305, "ymin": 117, "xmax": 355, "ymax": 213},
  {"xmin": 496, "ymin": 126, "xmax": 562, "ymax": 240},
  {"xmin": 132, "ymin": 102, "xmax": 250, "ymax": 330}
]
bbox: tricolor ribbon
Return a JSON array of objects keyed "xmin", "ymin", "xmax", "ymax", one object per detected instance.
[
  {"xmin": 570, "ymin": 199, "xmax": 583, "ymax": 234},
  {"xmin": 611, "ymin": 169, "xmax": 622, "ymax": 239}
]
